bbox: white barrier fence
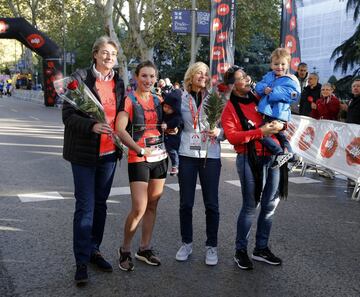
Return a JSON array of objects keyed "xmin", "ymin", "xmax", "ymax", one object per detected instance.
[{"xmin": 286, "ymin": 115, "xmax": 360, "ymax": 183}]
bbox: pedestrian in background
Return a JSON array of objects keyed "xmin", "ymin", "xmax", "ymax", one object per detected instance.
[
  {"xmin": 221, "ymin": 66, "xmax": 284, "ymax": 270},
  {"xmin": 62, "ymin": 36, "xmax": 125, "ymax": 285},
  {"xmin": 310, "ymin": 83, "xmax": 340, "ymax": 120},
  {"xmin": 292, "ymin": 62, "xmax": 309, "ymax": 113},
  {"xmin": 116, "ymin": 60, "xmax": 168, "ymax": 272},
  {"xmin": 299, "ymin": 73, "xmax": 322, "ymax": 117},
  {"xmin": 175, "ymin": 62, "xmax": 224, "ymax": 266}
]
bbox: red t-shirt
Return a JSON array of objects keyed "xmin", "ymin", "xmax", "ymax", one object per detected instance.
[{"xmin": 96, "ymin": 80, "xmax": 116, "ymax": 156}]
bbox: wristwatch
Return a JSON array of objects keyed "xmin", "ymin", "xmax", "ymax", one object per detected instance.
[{"xmin": 137, "ymin": 148, "xmax": 145, "ymax": 157}]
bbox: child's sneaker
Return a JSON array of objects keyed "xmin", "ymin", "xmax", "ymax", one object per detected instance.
[
  {"xmin": 170, "ymin": 166, "xmax": 179, "ymax": 176},
  {"xmin": 271, "ymin": 153, "xmax": 293, "ymax": 169}
]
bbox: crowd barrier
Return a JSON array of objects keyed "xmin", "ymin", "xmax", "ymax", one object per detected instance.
[
  {"xmin": 11, "ymin": 89, "xmax": 44, "ymax": 104},
  {"xmin": 285, "ymin": 115, "xmax": 360, "ymax": 200}
]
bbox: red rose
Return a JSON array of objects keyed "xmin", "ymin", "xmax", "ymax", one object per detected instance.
[
  {"xmin": 67, "ymin": 80, "xmax": 79, "ymax": 90},
  {"xmin": 217, "ymin": 83, "xmax": 229, "ymax": 93},
  {"xmin": 320, "ymin": 131, "xmax": 338, "ymax": 158},
  {"xmin": 307, "ymin": 96, "xmax": 313, "ymax": 103},
  {"xmin": 346, "ymin": 137, "xmax": 360, "ymax": 166}
]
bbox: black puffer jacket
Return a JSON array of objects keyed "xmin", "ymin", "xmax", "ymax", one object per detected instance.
[
  {"xmin": 346, "ymin": 95, "xmax": 360, "ymax": 124},
  {"xmin": 62, "ymin": 67, "xmax": 125, "ymax": 166},
  {"xmin": 299, "ymin": 83, "xmax": 322, "ymax": 116}
]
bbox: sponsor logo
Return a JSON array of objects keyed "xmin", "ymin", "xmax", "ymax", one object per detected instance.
[
  {"xmin": 320, "ymin": 131, "xmax": 338, "ymax": 159},
  {"xmin": 285, "ymin": 35, "xmax": 297, "ymax": 54},
  {"xmin": 217, "ymin": 63, "xmax": 231, "ymax": 74},
  {"xmin": 298, "ymin": 126, "xmax": 315, "ymax": 151},
  {"xmin": 217, "ymin": 4, "xmax": 230, "ymax": 16},
  {"xmin": 212, "ymin": 18, "xmax": 223, "ymax": 31},
  {"xmin": 346, "ymin": 137, "xmax": 360, "ymax": 165},
  {"xmin": 285, "ymin": 122, "xmax": 296, "ymax": 141},
  {"xmin": 212, "ymin": 46, "xmax": 225, "ymax": 60},
  {"xmin": 285, "ymin": 0, "xmax": 292, "ymax": 14},
  {"xmin": 290, "ymin": 16, "xmax": 296, "ymax": 31},
  {"xmin": 26, "ymin": 34, "xmax": 45, "ymax": 49},
  {"xmin": 216, "ymin": 32, "xmax": 228, "ymax": 43},
  {"xmin": 290, "ymin": 57, "xmax": 300, "ymax": 72}
]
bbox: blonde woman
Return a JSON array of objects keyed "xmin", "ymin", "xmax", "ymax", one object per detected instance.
[{"xmin": 175, "ymin": 62, "xmax": 224, "ymax": 266}]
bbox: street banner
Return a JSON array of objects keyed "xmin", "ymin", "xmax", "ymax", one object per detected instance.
[
  {"xmin": 280, "ymin": 0, "xmax": 301, "ymax": 73},
  {"xmin": 172, "ymin": 10, "xmax": 210, "ymax": 36},
  {"xmin": 286, "ymin": 115, "xmax": 360, "ymax": 182},
  {"xmin": 209, "ymin": 0, "xmax": 236, "ymax": 84}
]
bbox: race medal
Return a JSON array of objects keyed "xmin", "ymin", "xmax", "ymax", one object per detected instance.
[{"xmin": 190, "ymin": 132, "xmax": 202, "ymax": 150}]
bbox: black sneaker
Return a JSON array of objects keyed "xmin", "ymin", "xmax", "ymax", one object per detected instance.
[
  {"xmin": 252, "ymin": 247, "xmax": 282, "ymax": 265},
  {"xmin": 118, "ymin": 248, "xmax": 134, "ymax": 271},
  {"xmin": 234, "ymin": 249, "xmax": 253, "ymax": 270},
  {"xmin": 74, "ymin": 264, "xmax": 88, "ymax": 286},
  {"xmin": 90, "ymin": 251, "xmax": 113, "ymax": 272},
  {"xmin": 135, "ymin": 249, "xmax": 161, "ymax": 266}
]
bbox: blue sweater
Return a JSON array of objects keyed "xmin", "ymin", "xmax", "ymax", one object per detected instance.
[{"xmin": 255, "ymin": 71, "xmax": 300, "ymax": 122}]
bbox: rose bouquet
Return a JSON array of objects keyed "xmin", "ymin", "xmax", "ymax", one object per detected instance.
[{"xmin": 54, "ymin": 77, "xmax": 127, "ymax": 154}]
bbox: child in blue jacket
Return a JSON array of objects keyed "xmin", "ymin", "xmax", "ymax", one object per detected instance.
[{"xmin": 255, "ymin": 48, "xmax": 301, "ymax": 168}]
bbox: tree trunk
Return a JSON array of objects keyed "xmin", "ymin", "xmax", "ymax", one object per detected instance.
[{"xmin": 98, "ymin": 0, "xmax": 129, "ymax": 86}]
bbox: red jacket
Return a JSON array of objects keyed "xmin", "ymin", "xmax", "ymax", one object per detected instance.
[
  {"xmin": 221, "ymin": 97, "xmax": 279, "ymax": 155},
  {"xmin": 311, "ymin": 94, "xmax": 340, "ymax": 120}
]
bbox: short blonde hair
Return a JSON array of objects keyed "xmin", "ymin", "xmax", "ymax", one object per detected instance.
[
  {"xmin": 92, "ymin": 36, "xmax": 119, "ymax": 64},
  {"xmin": 183, "ymin": 62, "xmax": 211, "ymax": 93},
  {"xmin": 270, "ymin": 48, "xmax": 291, "ymax": 65}
]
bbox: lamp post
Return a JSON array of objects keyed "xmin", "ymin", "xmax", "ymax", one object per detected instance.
[
  {"xmin": 190, "ymin": 0, "xmax": 197, "ymax": 65},
  {"xmin": 62, "ymin": 0, "xmax": 66, "ymax": 76}
]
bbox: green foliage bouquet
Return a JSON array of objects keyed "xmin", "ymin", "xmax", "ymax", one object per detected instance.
[
  {"xmin": 202, "ymin": 85, "xmax": 227, "ymax": 166},
  {"xmin": 54, "ymin": 77, "xmax": 126, "ymax": 154}
]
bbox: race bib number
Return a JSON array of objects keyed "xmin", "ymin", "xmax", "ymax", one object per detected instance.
[
  {"xmin": 189, "ymin": 132, "xmax": 202, "ymax": 150},
  {"xmin": 144, "ymin": 136, "xmax": 167, "ymax": 162}
]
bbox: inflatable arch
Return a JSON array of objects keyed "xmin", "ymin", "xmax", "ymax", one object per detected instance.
[{"xmin": 0, "ymin": 17, "xmax": 62, "ymax": 106}]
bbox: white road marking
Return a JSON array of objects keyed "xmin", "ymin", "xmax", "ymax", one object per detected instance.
[
  {"xmin": 29, "ymin": 116, "xmax": 40, "ymax": 120},
  {"xmin": 165, "ymin": 183, "xmax": 201, "ymax": 191},
  {"xmin": 225, "ymin": 180, "xmax": 241, "ymax": 187},
  {"xmin": 0, "ymin": 226, "xmax": 23, "ymax": 232},
  {"xmin": 109, "ymin": 187, "xmax": 131, "ymax": 196},
  {"xmin": 288, "ymin": 177, "xmax": 322, "ymax": 184},
  {"xmin": 18, "ymin": 191, "xmax": 65, "ymax": 203},
  {"xmin": 10, "ymin": 109, "xmax": 18, "ymax": 112}
]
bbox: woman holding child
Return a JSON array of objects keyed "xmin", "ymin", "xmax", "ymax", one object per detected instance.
[{"xmin": 221, "ymin": 64, "xmax": 285, "ymax": 271}]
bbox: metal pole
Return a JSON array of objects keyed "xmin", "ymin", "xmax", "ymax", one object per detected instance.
[
  {"xmin": 190, "ymin": 0, "xmax": 197, "ymax": 65},
  {"xmin": 62, "ymin": 0, "xmax": 66, "ymax": 76}
]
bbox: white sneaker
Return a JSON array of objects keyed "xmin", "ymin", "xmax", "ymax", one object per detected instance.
[
  {"xmin": 175, "ymin": 243, "xmax": 193, "ymax": 261},
  {"xmin": 205, "ymin": 246, "xmax": 218, "ymax": 266}
]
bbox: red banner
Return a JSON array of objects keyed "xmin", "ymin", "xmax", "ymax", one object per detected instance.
[
  {"xmin": 210, "ymin": 0, "xmax": 236, "ymax": 84},
  {"xmin": 280, "ymin": 0, "xmax": 301, "ymax": 73}
]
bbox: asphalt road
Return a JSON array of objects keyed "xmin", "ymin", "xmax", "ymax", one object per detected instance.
[{"xmin": 0, "ymin": 96, "xmax": 359, "ymax": 297}]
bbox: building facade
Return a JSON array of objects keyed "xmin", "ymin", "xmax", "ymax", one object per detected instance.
[{"xmin": 297, "ymin": 0, "xmax": 359, "ymax": 81}]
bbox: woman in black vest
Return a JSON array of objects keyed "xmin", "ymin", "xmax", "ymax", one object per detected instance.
[{"xmin": 115, "ymin": 60, "xmax": 168, "ymax": 271}]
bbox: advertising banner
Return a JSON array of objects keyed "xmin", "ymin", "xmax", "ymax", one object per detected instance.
[
  {"xmin": 209, "ymin": 0, "xmax": 236, "ymax": 84},
  {"xmin": 280, "ymin": 0, "xmax": 301, "ymax": 73},
  {"xmin": 286, "ymin": 115, "xmax": 360, "ymax": 182}
]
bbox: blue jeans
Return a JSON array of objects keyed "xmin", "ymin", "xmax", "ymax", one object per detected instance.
[
  {"xmin": 260, "ymin": 132, "xmax": 292, "ymax": 155},
  {"xmin": 71, "ymin": 156, "xmax": 117, "ymax": 264},
  {"xmin": 178, "ymin": 156, "xmax": 221, "ymax": 247},
  {"xmin": 235, "ymin": 154, "xmax": 280, "ymax": 251},
  {"xmin": 166, "ymin": 147, "xmax": 179, "ymax": 168}
]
